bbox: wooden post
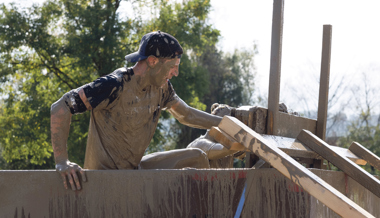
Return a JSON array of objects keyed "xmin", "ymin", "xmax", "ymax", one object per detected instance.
[
  {"xmin": 218, "ymin": 116, "xmax": 373, "ymax": 218},
  {"xmin": 317, "ymin": 25, "xmax": 332, "ymax": 140},
  {"xmin": 267, "ymin": 0, "xmax": 284, "ymax": 135},
  {"xmin": 297, "ymin": 130, "xmax": 380, "ymax": 198},
  {"xmin": 349, "ymin": 141, "xmax": 380, "ymax": 172}
]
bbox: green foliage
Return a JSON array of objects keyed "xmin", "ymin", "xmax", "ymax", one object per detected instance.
[
  {"xmin": 202, "ymin": 46, "xmax": 258, "ymax": 110},
  {"xmin": 135, "ymin": 0, "xmax": 220, "ymax": 104},
  {"xmin": 175, "ymin": 45, "xmax": 259, "ymax": 148},
  {"xmin": 0, "ymin": 0, "xmax": 134, "ymax": 168},
  {"xmin": 137, "ymin": 0, "xmax": 222, "ymax": 152},
  {"xmin": 338, "ymin": 110, "xmax": 380, "ymax": 176}
]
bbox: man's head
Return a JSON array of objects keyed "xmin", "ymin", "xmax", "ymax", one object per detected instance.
[
  {"xmin": 146, "ymin": 56, "xmax": 181, "ymax": 88},
  {"xmin": 125, "ymin": 31, "xmax": 183, "ymax": 63},
  {"xmin": 126, "ymin": 31, "xmax": 183, "ymax": 88}
]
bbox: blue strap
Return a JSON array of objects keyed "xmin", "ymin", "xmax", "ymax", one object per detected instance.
[{"xmin": 234, "ymin": 182, "xmax": 247, "ymax": 218}]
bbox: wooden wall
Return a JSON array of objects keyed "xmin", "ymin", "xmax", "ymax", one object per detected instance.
[{"xmin": 1, "ymin": 169, "xmax": 379, "ymax": 218}]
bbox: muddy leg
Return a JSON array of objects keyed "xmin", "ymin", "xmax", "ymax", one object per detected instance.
[{"xmin": 140, "ymin": 148, "xmax": 210, "ymax": 169}]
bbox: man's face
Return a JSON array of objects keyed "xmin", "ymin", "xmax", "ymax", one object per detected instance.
[{"xmin": 151, "ymin": 57, "xmax": 180, "ymax": 88}]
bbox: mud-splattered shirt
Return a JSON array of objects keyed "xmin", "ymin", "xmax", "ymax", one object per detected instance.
[{"xmin": 71, "ymin": 67, "xmax": 179, "ymax": 169}]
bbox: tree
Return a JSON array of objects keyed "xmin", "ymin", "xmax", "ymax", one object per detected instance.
[
  {"xmin": 280, "ymin": 61, "xmax": 357, "ymax": 141},
  {"xmin": 174, "ymin": 45, "xmax": 259, "ymax": 149},
  {"xmin": 337, "ymin": 72, "xmax": 380, "ymax": 175},
  {"xmin": 133, "ymin": 0, "xmax": 221, "ymax": 153},
  {"xmin": 0, "ymin": 0, "xmax": 137, "ymax": 168},
  {"xmin": 0, "ymin": 0, "xmax": 238, "ymax": 168}
]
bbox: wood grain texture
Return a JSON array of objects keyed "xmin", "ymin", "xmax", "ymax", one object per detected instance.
[
  {"xmin": 209, "ymin": 127, "xmax": 366, "ymax": 165},
  {"xmin": 349, "ymin": 141, "xmax": 380, "ymax": 172},
  {"xmin": 317, "ymin": 25, "xmax": 332, "ymax": 140},
  {"xmin": 231, "ymin": 106, "xmax": 317, "ymax": 138},
  {"xmin": 209, "ymin": 127, "xmax": 248, "ymax": 151},
  {"xmin": 234, "ymin": 106, "xmax": 267, "ymax": 133},
  {"xmin": 267, "ymin": 0, "xmax": 285, "ymax": 135},
  {"xmin": 297, "ymin": 130, "xmax": 380, "ymax": 198},
  {"xmin": 277, "ymin": 112, "xmax": 317, "ymax": 138},
  {"xmin": 219, "ymin": 116, "xmax": 374, "ymax": 218}
]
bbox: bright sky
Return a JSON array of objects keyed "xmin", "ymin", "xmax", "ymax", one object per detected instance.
[
  {"xmin": 209, "ymin": 0, "xmax": 380, "ymax": 115},
  {"xmin": 2, "ymin": 0, "xmax": 380, "ymax": 115}
]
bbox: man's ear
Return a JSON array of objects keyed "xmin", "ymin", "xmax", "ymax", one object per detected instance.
[{"xmin": 146, "ymin": 56, "xmax": 159, "ymax": 68}]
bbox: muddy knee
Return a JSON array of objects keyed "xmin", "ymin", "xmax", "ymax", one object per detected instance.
[
  {"xmin": 181, "ymin": 148, "xmax": 210, "ymax": 169},
  {"xmin": 140, "ymin": 148, "xmax": 210, "ymax": 169}
]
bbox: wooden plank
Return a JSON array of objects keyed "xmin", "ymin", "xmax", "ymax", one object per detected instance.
[
  {"xmin": 235, "ymin": 106, "xmax": 267, "ymax": 134},
  {"xmin": 218, "ymin": 116, "xmax": 374, "ymax": 218},
  {"xmin": 209, "ymin": 127, "xmax": 367, "ymax": 165},
  {"xmin": 263, "ymin": 133, "xmax": 366, "ymax": 165},
  {"xmin": 209, "ymin": 127, "xmax": 248, "ymax": 151},
  {"xmin": 277, "ymin": 112, "xmax": 317, "ymax": 138},
  {"xmin": 317, "ymin": 25, "xmax": 332, "ymax": 140},
  {"xmin": 329, "ymin": 145, "xmax": 367, "ymax": 165},
  {"xmin": 231, "ymin": 106, "xmax": 317, "ymax": 138},
  {"xmin": 297, "ymin": 130, "xmax": 380, "ymax": 198},
  {"xmin": 267, "ymin": 0, "xmax": 285, "ymax": 135},
  {"xmin": 263, "ymin": 135, "xmax": 366, "ymax": 165},
  {"xmin": 349, "ymin": 141, "xmax": 380, "ymax": 172}
]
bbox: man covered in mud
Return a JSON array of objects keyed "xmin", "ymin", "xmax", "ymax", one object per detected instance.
[{"xmin": 51, "ymin": 31, "xmax": 222, "ymax": 191}]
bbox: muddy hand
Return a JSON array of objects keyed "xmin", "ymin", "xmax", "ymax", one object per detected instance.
[
  {"xmin": 279, "ymin": 102, "xmax": 288, "ymax": 113},
  {"xmin": 56, "ymin": 160, "xmax": 87, "ymax": 191}
]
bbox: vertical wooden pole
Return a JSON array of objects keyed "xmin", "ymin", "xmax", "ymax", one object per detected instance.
[
  {"xmin": 317, "ymin": 25, "xmax": 332, "ymax": 140},
  {"xmin": 267, "ymin": 0, "xmax": 285, "ymax": 135}
]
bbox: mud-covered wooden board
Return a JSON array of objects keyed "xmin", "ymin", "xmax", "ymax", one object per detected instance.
[
  {"xmin": 298, "ymin": 130, "xmax": 380, "ymax": 198},
  {"xmin": 349, "ymin": 141, "xmax": 380, "ymax": 172},
  {"xmin": 218, "ymin": 116, "xmax": 373, "ymax": 218},
  {"xmin": 209, "ymin": 126, "xmax": 366, "ymax": 165}
]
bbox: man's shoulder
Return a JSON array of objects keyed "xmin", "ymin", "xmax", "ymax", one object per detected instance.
[
  {"xmin": 83, "ymin": 67, "xmax": 134, "ymax": 109},
  {"xmin": 111, "ymin": 67, "xmax": 131, "ymax": 75},
  {"xmin": 109, "ymin": 67, "xmax": 134, "ymax": 82}
]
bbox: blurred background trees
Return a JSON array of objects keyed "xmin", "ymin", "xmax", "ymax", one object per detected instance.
[
  {"xmin": 0, "ymin": 0, "xmax": 258, "ymax": 168},
  {"xmin": 336, "ymin": 72, "xmax": 380, "ymax": 175}
]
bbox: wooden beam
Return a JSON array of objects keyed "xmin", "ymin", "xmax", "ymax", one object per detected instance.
[
  {"xmin": 209, "ymin": 127, "xmax": 248, "ymax": 151},
  {"xmin": 234, "ymin": 106, "xmax": 318, "ymax": 138},
  {"xmin": 317, "ymin": 25, "xmax": 332, "ymax": 140},
  {"xmin": 328, "ymin": 145, "xmax": 367, "ymax": 165},
  {"xmin": 349, "ymin": 141, "xmax": 380, "ymax": 172},
  {"xmin": 277, "ymin": 112, "xmax": 317, "ymax": 138},
  {"xmin": 263, "ymin": 134, "xmax": 366, "ymax": 164},
  {"xmin": 208, "ymin": 127, "xmax": 367, "ymax": 165},
  {"xmin": 297, "ymin": 130, "xmax": 380, "ymax": 198},
  {"xmin": 218, "ymin": 116, "xmax": 374, "ymax": 218},
  {"xmin": 267, "ymin": 0, "xmax": 285, "ymax": 135}
]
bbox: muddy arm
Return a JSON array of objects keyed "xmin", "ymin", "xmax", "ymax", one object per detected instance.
[
  {"xmin": 51, "ymin": 88, "xmax": 89, "ymax": 191},
  {"xmin": 168, "ymin": 98, "xmax": 222, "ymax": 129},
  {"xmin": 51, "ymin": 98, "xmax": 71, "ymax": 165}
]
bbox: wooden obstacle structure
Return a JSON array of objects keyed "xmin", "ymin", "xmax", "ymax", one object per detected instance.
[
  {"xmin": 213, "ymin": 116, "xmax": 379, "ymax": 218},
  {"xmin": 206, "ymin": 0, "xmax": 380, "ymax": 217}
]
